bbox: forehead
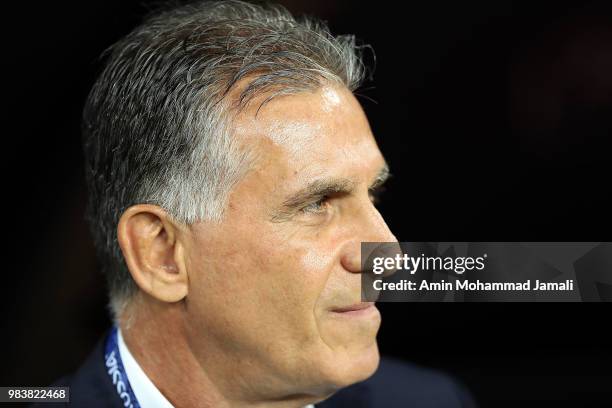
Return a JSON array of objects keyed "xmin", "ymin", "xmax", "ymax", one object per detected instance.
[{"xmin": 231, "ymin": 84, "xmax": 383, "ymax": 184}]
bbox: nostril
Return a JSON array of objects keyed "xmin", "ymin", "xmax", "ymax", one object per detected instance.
[
  {"xmin": 340, "ymin": 243, "xmax": 362, "ymax": 273},
  {"xmin": 341, "ymin": 254, "xmax": 361, "ymax": 273}
]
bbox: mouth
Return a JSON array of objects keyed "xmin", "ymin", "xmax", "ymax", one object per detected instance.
[{"xmin": 330, "ymin": 302, "xmax": 377, "ymax": 316}]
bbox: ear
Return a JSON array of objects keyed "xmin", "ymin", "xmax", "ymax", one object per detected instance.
[{"xmin": 117, "ymin": 204, "xmax": 188, "ymax": 303}]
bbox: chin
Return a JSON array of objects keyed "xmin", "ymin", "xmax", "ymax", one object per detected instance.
[{"xmin": 319, "ymin": 340, "xmax": 381, "ymax": 390}]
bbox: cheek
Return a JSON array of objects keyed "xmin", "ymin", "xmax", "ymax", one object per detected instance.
[
  {"xmin": 258, "ymin": 240, "xmax": 336, "ymax": 326},
  {"xmin": 297, "ymin": 246, "xmax": 337, "ymax": 296},
  {"xmin": 185, "ymin": 231, "xmax": 337, "ymax": 341}
]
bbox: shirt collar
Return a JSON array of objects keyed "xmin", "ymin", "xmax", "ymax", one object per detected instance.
[
  {"xmin": 117, "ymin": 328, "xmax": 175, "ymax": 408},
  {"xmin": 117, "ymin": 328, "xmax": 316, "ymax": 408}
]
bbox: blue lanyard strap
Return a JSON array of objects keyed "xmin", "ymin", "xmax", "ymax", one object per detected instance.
[{"xmin": 104, "ymin": 327, "xmax": 140, "ymax": 408}]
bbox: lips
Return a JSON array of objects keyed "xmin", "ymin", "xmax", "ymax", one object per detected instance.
[{"xmin": 331, "ymin": 302, "xmax": 375, "ymax": 313}]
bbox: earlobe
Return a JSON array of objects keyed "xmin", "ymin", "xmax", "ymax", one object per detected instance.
[{"xmin": 117, "ymin": 204, "xmax": 188, "ymax": 303}]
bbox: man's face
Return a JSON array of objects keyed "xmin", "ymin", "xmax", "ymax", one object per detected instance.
[{"xmin": 181, "ymin": 84, "xmax": 396, "ymax": 399}]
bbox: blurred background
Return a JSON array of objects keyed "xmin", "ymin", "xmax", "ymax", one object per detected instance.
[{"xmin": 3, "ymin": 0, "xmax": 611, "ymax": 407}]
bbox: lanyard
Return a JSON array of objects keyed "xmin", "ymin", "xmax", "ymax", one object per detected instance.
[{"xmin": 104, "ymin": 327, "xmax": 140, "ymax": 408}]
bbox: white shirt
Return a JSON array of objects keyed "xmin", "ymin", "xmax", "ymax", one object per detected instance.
[
  {"xmin": 117, "ymin": 329, "xmax": 315, "ymax": 408},
  {"xmin": 117, "ymin": 329, "xmax": 174, "ymax": 408}
]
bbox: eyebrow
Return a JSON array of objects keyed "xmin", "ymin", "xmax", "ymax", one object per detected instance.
[
  {"xmin": 282, "ymin": 177, "xmax": 357, "ymax": 209},
  {"xmin": 369, "ymin": 162, "xmax": 390, "ymax": 191},
  {"xmin": 271, "ymin": 162, "xmax": 390, "ymax": 221}
]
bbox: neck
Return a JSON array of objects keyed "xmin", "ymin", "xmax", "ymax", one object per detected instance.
[{"xmin": 118, "ymin": 294, "xmax": 319, "ymax": 408}]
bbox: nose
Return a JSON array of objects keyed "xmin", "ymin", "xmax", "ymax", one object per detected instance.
[{"xmin": 340, "ymin": 202, "xmax": 398, "ymax": 274}]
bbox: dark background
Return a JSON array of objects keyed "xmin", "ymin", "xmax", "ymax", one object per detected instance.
[{"xmin": 3, "ymin": 1, "xmax": 611, "ymax": 407}]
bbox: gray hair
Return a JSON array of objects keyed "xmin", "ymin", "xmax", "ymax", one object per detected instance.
[{"xmin": 82, "ymin": 0, "xmax": 372, "ymax": 319}]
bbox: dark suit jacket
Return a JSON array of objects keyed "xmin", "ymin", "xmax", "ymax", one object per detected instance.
[{"xmin": 32, "ymin": 335, "xmax": 477, "ymax": 408}]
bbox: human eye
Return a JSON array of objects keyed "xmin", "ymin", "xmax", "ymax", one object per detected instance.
[
  {"xmin": 301, "ymin": 196, "xmax": 331, "ymax": 215},
  {"xmin": 368, "ymin": 185, "xmax": 386, "ymax": 205}
]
